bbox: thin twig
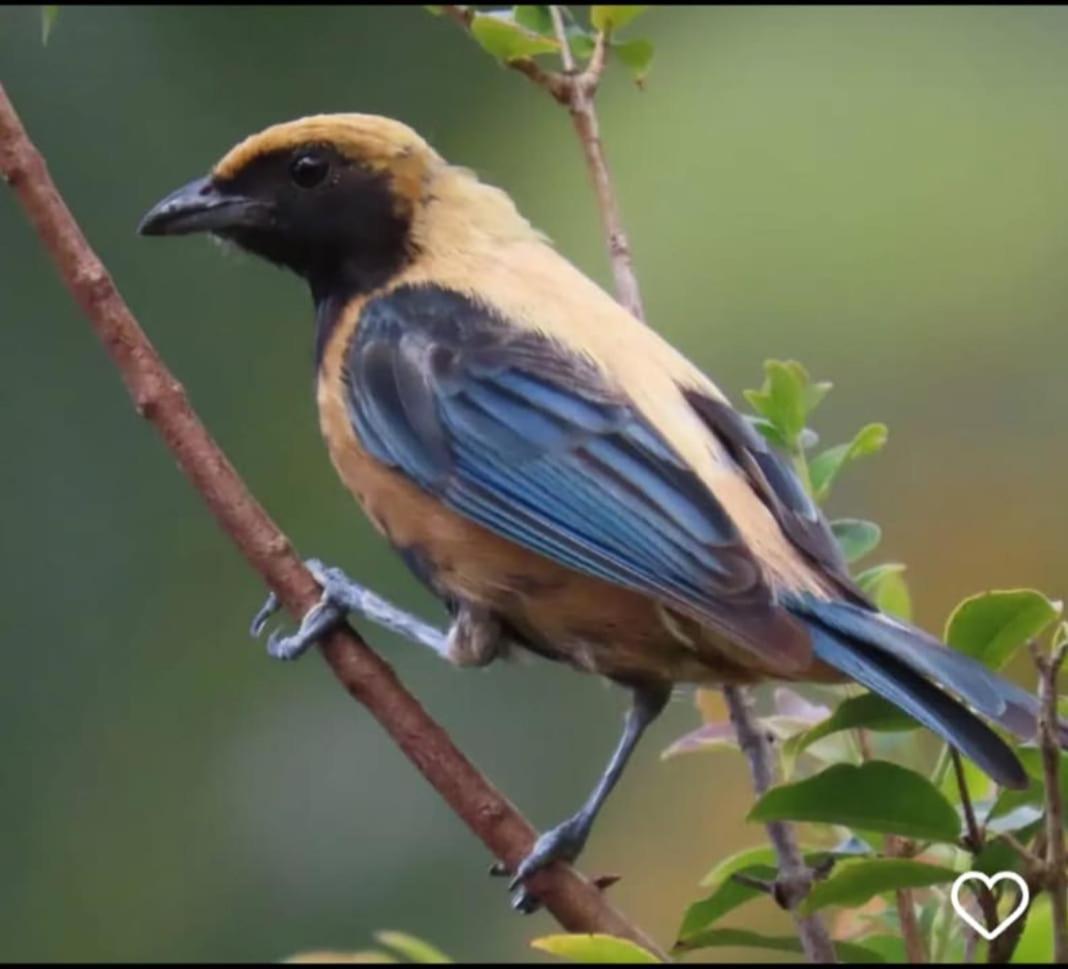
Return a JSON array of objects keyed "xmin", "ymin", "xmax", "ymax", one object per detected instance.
[
  {"xmin": 440, "ymin": 5, "xmax": 570, "ymax": 102},
  {"xmin": 724, "ymin": 686, "xmax": 838, "ymax": 963},
  {"xmin": 440, "ymin": 3, "xmax": 645, "ymax": 321},
  {"xmin": 0, "ymin": 84, "xmax": 667, "ymax": 959},
  {"xmin": 949, "ymin": 749, "xmax": 1001, "ymax": 946},
  {"xmin": 1032, "ymin": 637, "xmax": 1068, "ymax": 963},
  {"xmin": 549, "ymin": 5, "xmax": 576, "ymax": 74},
  {"xmin": 884, "ymin": 835, "xmax": 926, "ymax": 963}
]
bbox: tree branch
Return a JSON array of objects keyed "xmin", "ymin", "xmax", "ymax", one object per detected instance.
[
  {"xmin": 1033, "ymin": 637, "xmax": 1068, "ymax": 964},
  {"xmin": 0, "ymin": 83, "xmax": 667, "ymax": 960},
  {"xmin": 723, "ymin": 686, "xmax": 838, "ymax": 963}
]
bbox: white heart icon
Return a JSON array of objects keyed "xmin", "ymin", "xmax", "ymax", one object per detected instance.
[{"xmin": 950, "ymin": 870, "xmax": 1030, "ymax": 941}]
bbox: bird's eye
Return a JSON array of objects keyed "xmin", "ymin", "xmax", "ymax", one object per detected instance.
[{"xmin": 289, "ymin": 152, "xmax": 329, "ymax": 189}]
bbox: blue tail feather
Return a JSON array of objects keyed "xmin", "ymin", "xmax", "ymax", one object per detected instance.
[{"xmin": 785, "ymin": 593, "xmax": 1067, "ymax": 790}]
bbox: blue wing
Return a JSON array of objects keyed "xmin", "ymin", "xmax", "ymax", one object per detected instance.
[{"xmin": 343, "ymin": 284, "xmax": 811, "ymax": 669}]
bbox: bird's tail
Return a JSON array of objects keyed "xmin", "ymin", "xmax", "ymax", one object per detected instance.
[{"xmin": 784, "ymin": 592, "xmax": 1068, "ymax": 791}]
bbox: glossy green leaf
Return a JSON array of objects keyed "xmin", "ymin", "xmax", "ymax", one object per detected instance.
[
  {"xmin": 810, "ymin": 422, "xmax": 888, "ymax": 500},
  {"xmin": 673, "ymin": 927, "xmax": 884, "ymax": 962},
  {"xmin": 785, "ymin": 692, "xmax": 918, "ymax": 764},
  {"xmin": 470, "ymin": 10, "xmax": 559, "ymax": 61},
  {"xmin": 531, "ymin": 933, "xmax": 661, "ymax": 963},
  {"xmin": 856, "ymin": 563, "xmax": 912, "ymax": 620},
  {"xmin": 944, "ymin": 589, "xmax": 1061, "ymax": 671},
  {"xmin": 799, "ymin": 859, "xmax": 958, "ymax": 915},
  {"xmin": 590, "ymin": 5, "xmax": 648, "ymax": 32},
  {"xmin": 41, "ymin": 5, "xmax": 59, "ymax": 44},
  {"xmin": 374, "ymin": 932, "xmax": 452, "ymax": 964},
  {"xmin": 513, "ymin": 5, "xmax": 553, "ymax": 35},
  {"xmin": 831, "ymin": 518, "xmax": 882, "ymax": 564},
  {"xmin": 613, "ymin": 38, "xmax": 654, "ymax": 84},
  {"xmin": 749, "ymin": 761, "xmax": 961, "ymax": 842}
]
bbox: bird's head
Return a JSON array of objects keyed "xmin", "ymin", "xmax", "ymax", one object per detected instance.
[{"xmin": 138, "ymin": 114, "xmax": 441, "ymax": 299}]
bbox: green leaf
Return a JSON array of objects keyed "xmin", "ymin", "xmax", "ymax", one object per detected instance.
[
  {"xmin": 746, "ymin": 416, "xmax": 789, "ymax": 449},
  {"xmin": 374, "ymin": 932, "xmax": 451, "ymax": 964},
  {"xmin": 799, "ymin": 859, "xmax": 959, "ymax": 915},
  {"xmin": 677, "ymin": 864, "xmax": 776, "ymax": 942},
  {"xmin": 470, "ymin": 10, "xmax": 560, "ymax": 61},
  {"xmin": 856, "ymin": 563, "xmax": 912, "ymax": 620},
  {"xmin": 810, "ymin": 422, "xmax": 888, "ymax": 500},
  {"xmin": 858, "ymin": 936, "xmax": 908, "ymax": 963},
  {"xmin": 41, "ymin": 5, "xmax": 58, "ymax": 45},
  {"xmin": 590, "ymin": 5, "xmax": 648, "ymax": 32},
  {"xmin": 513, "ymin": 4, "xmax": 553, "ymax": 35},
  {"xmin": 612, "ymin": 38, "xmax": 654, "ymax": 85},
  {"xmin": 673, "ymin": 927, "xmax": 884, "ymax": 962},
  {"xmin": 1011, "ymin": 892, "xmax": 1053, "ymax": 963},
  {"xmin": 531, "ymin": 934, "xmax": 661, "ymax": 963},
  {"xmin": 682, "ymin": 845, "xmax": 849, "ymax": 942},
  {"xmin": 749, "ymin": 761, "xmax": 961, "ymax": 842},
  {"xmin": 744, "ymin": 360, "xmax": 830, "ymax": 448},
  {"xmin": 785, "ymin": 692, "xmax": 918, "ymax": 764},
  {"xmin": 831, "ymin": 519, "xmax": 882, "ymax": 564},
  {"xmin": 944, "ymin": 589, "xmax": 1061, "ymax": 671},
  {"xmin": 699, "ymin": 844, "xmax": 779, "ymax": 888}
]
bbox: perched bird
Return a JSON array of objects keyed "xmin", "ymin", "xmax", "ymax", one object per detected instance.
[{"xmin": 139, "ymin": 114, "xmax": 1064, "ymax": 905}]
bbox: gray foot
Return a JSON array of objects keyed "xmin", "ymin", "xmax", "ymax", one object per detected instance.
[
  {"xmin": 490, "ymin": 816, "xmax": 591, "ymax": 914},
  {"xmin": 249, "ymin": 559, "xmax": 350, "ymax": 661}
]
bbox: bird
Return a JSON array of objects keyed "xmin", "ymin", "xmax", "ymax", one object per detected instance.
[{"xmin": 139, "ymin": 113, "xmax": 1065, "ymax": 908}]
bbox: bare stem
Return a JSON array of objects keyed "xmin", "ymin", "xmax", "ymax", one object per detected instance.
[
  {"xmin": 724, "ymin": 685, "xmax": 838, "ymax": 963},
  {"xmin": 1033, "ymin": 638, "xmax": 1068, "ymax": 963},
  {"xmin": 882, "ymin": 834, "xmax": 926, "ymax": 963},
  {"xmin": 549, "ymin": 5, "xmax": 576, "ymax": 73},
  {"xmin": 947, "ymin": 748, "xmax": 1004, "ymax": 951},
  {"xmin": 0, "ymin": 83, "xmax": 666, "ymax": 958}
]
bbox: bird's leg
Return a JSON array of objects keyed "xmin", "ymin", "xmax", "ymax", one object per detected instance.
[
  {"xmin": 501, "ymin": 680, "xmax": 671, "ymax": 913},
  {"xmin": 250, "ymin": 558, "xmax": 451, "ymax": 661}
]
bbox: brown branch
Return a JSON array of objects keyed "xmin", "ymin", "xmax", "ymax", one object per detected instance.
[
  {"xmin": 0, "ymin": 83, "xmax": 667, "ymax": 960},
  {"xmin": 724, "ymin": 686, "xmax": 838, "ymax": 963},
  {"xmin": 883, "ymin": 837, "xmax": 925, "ymax": 963},
  {"xmin": 1033, "ymin": 637, "xmax": 1068, "ymax": 964}
]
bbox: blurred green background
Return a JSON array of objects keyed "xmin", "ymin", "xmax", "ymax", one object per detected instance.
[{"xmin": 3, "ymin": 4, "xmax": 1068, "ymax": 962}]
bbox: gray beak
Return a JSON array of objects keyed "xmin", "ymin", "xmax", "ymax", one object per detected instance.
[{"xmin": 138, "ymin": 176, "xmax": 269, "ymax": 236}]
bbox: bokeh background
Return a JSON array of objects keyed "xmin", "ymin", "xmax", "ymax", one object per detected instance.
[{"xmin": 3, "ymin": 4, "xmax": 1068, "ymax": 962}]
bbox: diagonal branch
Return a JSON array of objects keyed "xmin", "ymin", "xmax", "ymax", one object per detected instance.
[{"xmin": 0, "ymin": 84, "xmax": 665, "ymax": 960}]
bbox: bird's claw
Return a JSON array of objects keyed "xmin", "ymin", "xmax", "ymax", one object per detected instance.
[
  {"xmin": 250, "ymin": 558, "xmax": 348, "ymax": 662},
  {"xmin": 489, "ymin": 819, "xmax": 589, "ymax": 914},
  {"xmin": 250, "ymin": 591, "xmax": 281, "ymax": 638}
]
